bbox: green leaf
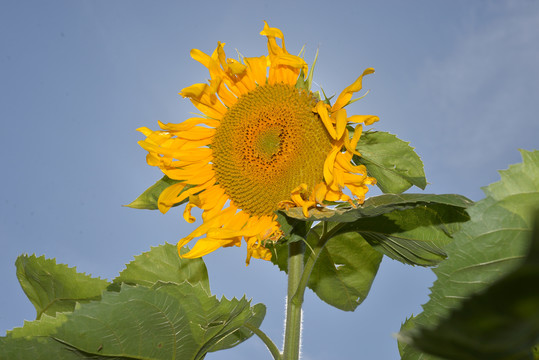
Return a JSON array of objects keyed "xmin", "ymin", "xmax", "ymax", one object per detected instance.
[
  {"xmin": 1, "ymin": 314, "xmax": 119, "ymax": 359},
  {"xmin": 399, "ymin": 150, "xmax": 539, "ymax": 359},
  {"xmin": 111, "ymin": 243, "xmax": 210, "ymax": 293},
  {"xmin": 270, "ymin": 195, "xmax": 470, "ymax": 311},
  {"xmin": 7, "ymin": 313, "xmax": 68, "ymax": 338},
  {"xmin": 125, "ymin": 175, "xmax": 188, "ymax": 210},
  {"xmin": 51, "ymin": 283, "xmax": 264, "ymax": 360},
  {"xmin": 270, "ymin": 224, "xmax": 383, "ymax": 311},
  {"xmin": 0, "ymin": 337, "xmax": 88, "ymax": 360},
  {"xmin": 153, "ymin": 282, "xmax": 266, "ymax": 353},
  {"xmin": 282, "ymin": 193, "xmax": 472, "ymax": 222},
  {"xmin": 398, "ymin": 316, "xmax": 422, "ymax": 359},
  {"xmin": 280, "ymin": 194, "xmax": 471, "ymax": 267},
  {"xmin": 306, "ymin": 225, "xmax": 383, "ymax": 311},
  {"xmin": 340, "ymin": 203, "xmax": 470, "ymax": 266},
  {"xmin": 275, "ymin": 211, "xmax": 312, "ymax": 244},
  {"xmin": 16, "ymin": 255, "xmax": 110, "ymax": 319},
  {"xmin": 354, "ymin": 131, "xmax": 426, "ymax": 194}
]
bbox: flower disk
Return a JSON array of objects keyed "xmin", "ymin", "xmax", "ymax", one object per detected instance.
[{"xmin": 212, "ymin": 84, "xmax": 332, "ymax": 216}]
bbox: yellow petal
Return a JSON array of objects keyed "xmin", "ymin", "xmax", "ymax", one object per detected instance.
[
  {"xmin": 260, "ymin": 21, "xmax": 284, "ymax": 40},
  {"xmin": 245, "ymin": 56, "xmax": 268, "ymax": 85},
  {"xmin": 158, "ymin": 118, "xmax": 219, "ymax": 132},
  {"xmin": 332, "ymin": 68, "xmax": 375, "ymax": 112},
  {"xmin": 347, "ymin": 115, "xmax": 379, "ymax": 125},
  {"xmin": 314, "ymin": 102, "xmax": 337, "ymax": 139},
  {"xmin": 181, "ymin": 237, "xmax": 234, "ymax": 258},
  {"xmin": 227, "ymin": 59, "xmax": 247, "ymax": 75},
  {"xmin": 334, "ymin": 109, "xmax": 347, "ymax": 140},
  {"xmin": 180, "ymin": 83, "xmax": 207, "ymax": 98},
  {"xmin": 190, "ymin": 49, "xmax": 211, "ymax": 69},
  {"xmin": 183, "ymin": 202, "xmax": 198, "ymax": 223},
  {"xmin": 157, "ymin": 182, "xmax": 189, "ymax": 214}
]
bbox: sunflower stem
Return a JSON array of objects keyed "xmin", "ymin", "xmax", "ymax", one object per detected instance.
[
  {"xmin": 291, "ymin": 222, "xmax": 344, "ymax": 307},
  {"xmin": 283, "ymin": 240, "xmax": 305, "ymax": 360},
  {"xmin": 244, "ymin": 323, "xmax": 282, "ymax": 360}
]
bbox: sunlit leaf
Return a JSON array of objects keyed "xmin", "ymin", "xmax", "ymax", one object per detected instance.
[
  {"xmin": 355, "ymin": 131, "xmax": 426, "ymax": 193},
  {"xmin": 2, "ymin": 314, "xmax": 127, "ymax": 359},
  {"xmin": 2, "ymin": 283, "xmax": 264, "ymax": 359},
  {"xmin": 125, "ymin": 175, "xmax": 187, "ymax": 210},
  {"xmin": 16, "ymin": 255, "xmax": 109, "ymax": 319},
  {"xmin": 112, "ymin": 243, "xmax": 210, "ymax": 293},
  {"xmin": 49, "ymin": 283, "xmax": 264, "ymax": 360},
  {"xmin": 0, "ymin": 337, "xmax": 88, "ymax": 360}
]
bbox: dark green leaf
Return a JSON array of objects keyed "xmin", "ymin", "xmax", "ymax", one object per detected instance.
[
  {"xmin": 306, "ymin": 225, "xmax": 383, "ymax": 311},
  {"xmin": 398, "ymin": 316, "xmax": 428, "ymax": 359},
  {"xmin": 270, "ymin": 223, "xmax": 383, "ymax": 311},
  {"xmin": 270, "ymin": 196, "xmax": 470, "ymax": 311},
  {"xmin": 111, "ymin": 243, "xmax": 210, "ymax": 293},
  {"xmin": 125, "ymin": 175, "xmax": 188, "ymax": 210},
  {"xmin": 282, "ymin": 193, "xmax": 472, "ymax": 222},
  {"xmin": 275, "ymin": 211, "xmax": 311, "ymax": 243},
  {"xmin": 279, "ymin": 195, "xmax": 471, "ymax": 267},
  {"xmin": 340, "ymin": 203, "xmax": 470, "ymax": 266},
  {"xmin": 399, "ymin": 150, "xmax": 539, "ymax": 360},
  {"xmin": 16, "ymin": 255, "xmax": 109, "ymax": 319},
  {"xmin": 354, "ymin": 131, "xmax": 426, "ymax": 193}
]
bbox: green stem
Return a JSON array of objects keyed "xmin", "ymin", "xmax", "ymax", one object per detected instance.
[
  {"xmin": 283, "ymin": 240, "xmax": 305, "ymax": 360},
  {"xmin": 244, "ymin": 323, "xmax": 282, "ymax": 360}
]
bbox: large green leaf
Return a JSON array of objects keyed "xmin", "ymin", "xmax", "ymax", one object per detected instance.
[
  {"xmin": 125, "ymin": 175, "xmax": 187, "ymax": 210},
  {"xmin": 3, "ymin": 282, "xmax": 265, "ymax": 360},
  {"xmin": 339, "ymin": 203, "xmax": 470, "ymax": 266},
  {"xmin": 400, "ymin": 209, "xmax": 539, "ymax": 360},
  {"xmin": 354, "ymin": 131, "xmax": 426, "ymax": 193},
  {"xmin": 0, "ymin": 337, "xmax": 91, "ymax": 360},
  {"xmin": 271, "ymin": 196, "xmax": 470, "ymax": 310},
  {"xmin": 112, "ymin": 243, "xmax": 210, "ymax": 293},
  {"xmin": 282, "ymin": 193, "xmax": 472, "ymax": 222},
  {"xmin": 399, "ymin": 150, "xmax": 539, "ymax": 360},
  {"xmin": 2, "ymin": 314, "xmax": 129, "ymax": 359},
  {"xmin": 1, "ymin": 314, "xmax": 92, "ymax": 360},
  {"xmin": 51, "ymin": 283, "xmax": 264, "ymax": 360},
  {"xmin": 152, "ymin": 282, "xmax": 266, "ymax": 354},
  {"xmin": 16, "ymin": 255, "xmax": 110, "ymax": 319},
  {"xmin": 280, "ymin": 195, "xmax": 470, "ymax": 267}
]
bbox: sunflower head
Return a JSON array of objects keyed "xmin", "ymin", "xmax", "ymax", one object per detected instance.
[{"xmin": 138, "ymin": 21, "xmax": 378, "ymax": 264}]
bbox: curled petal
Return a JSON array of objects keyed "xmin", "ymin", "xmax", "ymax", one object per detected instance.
[{"xmin": 332, "ymin": 68, "xmax": 375, "ymax": 112}]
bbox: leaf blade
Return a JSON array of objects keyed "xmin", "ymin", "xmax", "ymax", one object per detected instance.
[
  {"xmin": 112, "ymin": 243, "xmax": 210, "ymax": 293},
  {"xmin": 125, "ymin": 175, "xmax": 187, "ymax": 210},
  {"xmin": 15, "ymin": 255, "xmax": 110, "ymax": 319},
  {"xmin": 51, "ymin": 283, "xmax": 264, "ymax": 360},
  {"xmin": 399, "ymin": 150, "xmax": 539, "ymax": 359},
  {"xmin": 355, "ymin": 131, "xmax": 426, "ymax": 193}
]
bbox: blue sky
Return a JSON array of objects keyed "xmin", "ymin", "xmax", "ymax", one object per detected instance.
[{"xmin": 1, "ymin": 1, "xmax": 538, "ymax": 359}]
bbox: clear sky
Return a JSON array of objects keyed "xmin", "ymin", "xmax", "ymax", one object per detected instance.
[{"xmin": 1, "ymin": 1, "xmax": 538, "ymax": 359}]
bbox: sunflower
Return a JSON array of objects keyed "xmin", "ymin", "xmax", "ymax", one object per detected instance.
[{"xmin": 138, "ymin": 22, "xmax": 378, "ymax": 264}]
